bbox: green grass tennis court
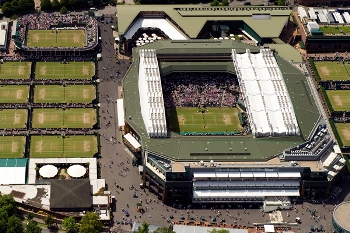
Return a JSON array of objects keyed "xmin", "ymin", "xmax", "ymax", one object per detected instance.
[
  {"xmin": 35, "ymin": 62, "xmax": 95, "ymax": 80},
  {"xmin": 30, "ymin": 135, "xmax": 98, "ymax": 158},
  {"xmin": 319, "ymin": 26, "xmax": 350, "ymax": 34},
  {"xmin": 335, "ymin": 123, "xmax": 350, "ymax": 147},
  {"xmin": 0, "ymin": 85, "xmax": 29, "ymax": 103},
  {"xmin": 34, "ymin": 85, "xmax": 96, "ymax": 103},
  {"xmin": 0, "ymin": 62, "xmax": 31, "ymax": 79},
  {"xmin": 326, "ymin": 90, "xmax": 350, "ymax": 112},
  {"xmin": 0, "ymin": 136, "xmax": 26, "ymax": 158},
  {"xmin": 167, "ymin": 107, "xmax": 242, "ymax": 133},
  {"xmin": 315, "ymin": 61, "xmax": 350, "ymax": 81},
  {"xmin": 32, "ymin": 108, "xmax": 97, "ymax": 128},
  {"xmin": 0, "ymin": 109, "xmax": 28, "ymax": 129},
  {"xmin": 27, "ymin": 30, "xmax": 85, "ymax": 48}
]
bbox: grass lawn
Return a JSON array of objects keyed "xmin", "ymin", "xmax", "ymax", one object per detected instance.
[
  {"xmin": 0, "ymin": 109, "xmax": 28, "ymax": 129},
  {"xmin": 35, "ymin": 62, "xmax": 95, "ymax": 80},
  {"xmin": 319, "ymin": 26, "xmax": 350, "ymax": 34},
  {"xmin": 0, "ymin": 136, "xmax": 26, "ymax": 158},
  {"xmin": 315, "ymin": 61, "xmax": 350, "ymax": 81},
  {"xmin": 0, "ymin": 85, "xmax": 29, "ymax": 103},
  {"xmin": 335, "ymin": 123, "xmax": 350, "ymax": 147},
  {"xmin": 0, "ymin": 62, "xmax": 31, "ymax": 79},
  {"xmin": 326, "ymin": 90, "xmax": 350, "ymax": 112},
  {"xmin": 30, "ymin": 135, "xmax": 98, "ymax": 158},
  {"xmin": 32, "ymin": 108, "xmax": 97, "ymax": 128},
  {"xmin": 34, "ymin": 85, "xmax": 96, "ymax": 103},
  {"xmin": 27, "ymin": 30, "xmax": 85, "ymax": 48},
  {"xmin": 167, "ymin": 107, "xmax": 242, "ymax": 133}
]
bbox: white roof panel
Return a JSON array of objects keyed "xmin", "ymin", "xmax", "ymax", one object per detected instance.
[
  {"xmin": 117, "ymin": 99, "xmax": 125, "ymax": 127},
  {"xmin": 124, "ymin": 133, "xmax": 141, "ymax": 149},
  {"xmin": 124, "ymin": 18, "xmax": 187, "ymax": 40}
]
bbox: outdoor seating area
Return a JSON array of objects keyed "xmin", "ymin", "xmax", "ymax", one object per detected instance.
[
  {"xmin": 28, "ymin": 158, "xmax": 97, "ymax": 184},
  {"xmin": 36, "ymin": 163, "xmax": 88, "ymax": 180}
]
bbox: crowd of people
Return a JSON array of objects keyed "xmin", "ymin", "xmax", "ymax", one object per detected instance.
[
  {"xmin": 16, "ymin": 14, "xmax": 98, "ymax": 49},
  {"xmin": 161, "ymin": 72, "xmax": 240, "ymax": 108}
]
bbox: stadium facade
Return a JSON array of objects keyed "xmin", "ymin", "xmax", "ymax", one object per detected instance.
[
  {"xmin": 117, "ymin": 5, "xmax": 346, "ymax": 209},
  {"xmin": 295, "ymin": 7, "xmax": 350, "ymax": 52},
  {"xmin": 332, "ymin": 202, "xmax": 350, "ymax": 233},
  {"xmin": 13, "ymin": 14, "xmax": 99, "ymax": 56}
]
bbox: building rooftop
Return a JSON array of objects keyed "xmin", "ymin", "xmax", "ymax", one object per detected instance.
[
  {"xmin": 123, "ymin": 40, "xmax": 320, "ymax": 162},
  {"xmin": 333, "ymin": 201, "xmax": 350, "ymax": 231},
  {"xmin": 117, "ymin": 5, "xmax": 291, "ymax": 39},
  {"xmin": 50, "ymin": 180, "xmax": 92, "ymax": 210}
]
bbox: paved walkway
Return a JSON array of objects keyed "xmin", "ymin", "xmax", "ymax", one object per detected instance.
[{"xmin": 96, "ymin": 15, "xmax": 350, "ymax": 233}]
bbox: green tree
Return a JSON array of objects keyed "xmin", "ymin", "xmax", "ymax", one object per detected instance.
[
  {"xmin": 27, "ymin": 213, "xmax": 34, "ymax": 220},
  {"xmin": 51, "ymin": 0, "xmax": 60, "ymax": 9},
  {"xmin": 154, "ymin": 227, "xmax": 175, "ymax": 233},
  {"xmin": 60, "ymin": 6, "xmax": 68, "ymax": 14},
  {"xmin": 221, "ymin": 0, "xmax": 229, "ymax": 5},
  {"xmin": 60, "ymin": 0, "xmax": 69, "ymax": 7},
  {"xmin": 62, "ymin": 216, "xmax": 79, "ymax": 233},
  {"xmin": 11, "ymin": 0, "xmax": 20, "ymax": 12},
  {"xmin": 1, "ymin": 2, "xmax": 15, "ymax": 17},
  {"xmin": 40, "ymin": 0, "xmax": 52, "ymax": 10},
  {"xmin": 24, "ymin": 220, "xmax": 42, "ymax": 233},
  {"xmin": 44, "ymin": 215, "xmax": 55, "ymax": 228},
  {"xmin": 0, "ymin": 211, "xmax": 8, "ymax": 233},
  {"xmin": 208, "ymin": 229, "xmax": 230, "ymax": 233},
  {"xmin": 18, "ymin": 0, "xmax": 35, "ymax": 11},
  {"xmin": 137, "ymin": 222, "xmax": 149, "ymax": 233},
  {"xmin": 0, "ymin": 194, "xmax": 16, "ymax": 232},
  {"xmin": 277, "ymin": 0, "xmax": 286, "ymax": 5},
  {"xmin": 92, "ymin": 0, "xmax": 101, "ymax": 6},
  {"xmin": 210, "ymin": 0, "xmax": 220, "ymax": 6},
  {"xmin": 6, "ymin": 216, "xmax": 23, "ymax": 233},
  {"xmin": 79, "ymin": 212, "xmax": 103, "ymax": 233}
]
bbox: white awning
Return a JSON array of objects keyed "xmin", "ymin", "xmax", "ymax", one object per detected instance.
[
  {"xmin": 124, "ymin": 133, "xmax": 141, "ymax": 149},
  {"xmin": 39, "ymin": 165, "xmax": 58, "ymax": 178},
  {"xmin": 193, "ymin": 189, "xmax": 300, "ymax": 198},
  {"xmin": 264, "ymin": 225, "xmax": 275, "ymax": 233},
  {"xmin": 67, "ymin": 165, "xmax": 86, "ymax": 178},
  {"xmin": 265, "ymin": 172, "xmax": 278, "ymax": 178},
  {"xmin": 0, "ymin": 167, "xmax": 26, "ymax": 185},
  {"xmin": 193, "ymin": 172, "xmax": 215, "ymax": 178},
  {"xmin": 124, "ymin": 18, "xmax": 187, "ymax": 40},
  {"xmin": 117, "ymin": 99, "xmax": 125, "ymax": 128},
  {"xmin": 253, "ymin": 172, "xmax": 266, "ymax": 178},
  {"xmin": 278, "ymin": 172, "xmax": 301, "ymax": 178},
  {"xmin": 229, "ymin": 172, "xmax": 241, "ymax": 177},
  {"xmin": 216, "ymin": 172, "xmax": 229, "ymax": 178},
  {"xmin": 240, "ymin": 172, "xmax": 253, "ymax": 178}
]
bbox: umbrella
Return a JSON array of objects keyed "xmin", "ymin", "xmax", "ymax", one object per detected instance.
[
  {"xmin": 39, "ymin": 165, "xmax": 58, "ymax": 178},
  {"xmin": 67, "ymin": 165, "xmax": 86, "ymax": 178}
]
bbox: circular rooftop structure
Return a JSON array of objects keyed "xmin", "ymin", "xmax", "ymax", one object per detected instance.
[{"xmin": 333, "ymin": 201, "xmax": 350, "ymax": 233}]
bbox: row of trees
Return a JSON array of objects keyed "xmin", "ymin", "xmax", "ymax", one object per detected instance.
[
  {"xmin": 137, "ymin": 222, "xmax": 230, "ymax": 233},
  {"xmin": 1, "ymin": 0, "xmax": 34, "ymax": 17},
  {"xmin": 210, "ymin": 0, "xmax": 229, "ymax": 6},
  {"xmin": 0, "ymin": 193, "xmax": 103, "ymax": 233},
  {"xmin": 0, "ymin": 193, "xmax": 41, "ymax": 233},
  {"xmin": 40, "ymin": 0, "xmax": 91, "ymax": 11}
]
